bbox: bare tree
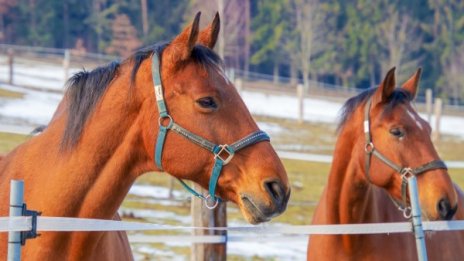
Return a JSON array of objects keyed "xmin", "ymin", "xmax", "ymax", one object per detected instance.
[
  {"xmin": 378, "ymin": 6, "xmax": 422, "ymax": 81},
  {"xmin": 291, "ymin": 0, "xmax": 327, "ymax": 90},
  {"xmin": 140, "ymin": 0, "xmax": 149, "ymax": 36},
  {"xmin": 189, "ymin": 0, "xmax": 247, "ymax": 68},
  {"xmin": 444, "ymin": 44, "xmax": 464, "ymax": 104}
]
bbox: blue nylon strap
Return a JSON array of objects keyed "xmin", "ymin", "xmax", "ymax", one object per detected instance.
[
  {"xmin": 177, "ymin": 178, "xmax": 205, "ymax": 199},
  {"xmin": 231, "ymin": 131, "xmax": 270, "ymax": 152},
  {"xmin": 209, "ymin": 159, "xmax": 224, "ymax": 201}
]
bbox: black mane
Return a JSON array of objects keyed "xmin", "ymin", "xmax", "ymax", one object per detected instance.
[
  {"xmin": 61, "ymin": 42, "xmax": 223, "ymax": 149},
  {"xmin": 337, "ymin": 88, "xmax": 413, "ymax": 132}
]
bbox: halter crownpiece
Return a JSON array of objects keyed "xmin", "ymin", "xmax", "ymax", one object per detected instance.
[
  {"xmin": 363, "ymin": 97, "xmax": 447, "ymax": 218},
  {"xmin": 151, "ymin": 52, "xmax": 270, "ymax": 209}
]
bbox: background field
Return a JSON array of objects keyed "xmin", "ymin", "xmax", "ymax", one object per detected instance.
[{"xmin": 1, "ymin": 110, "xmax": 464, "ymax": 260}]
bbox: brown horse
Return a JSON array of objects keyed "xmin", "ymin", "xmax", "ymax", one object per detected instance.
[
  {"xmin": 307, "ymin": 68, "xmax": 464, "ymax": 260},
  {"xmin": 0, "ymin": 13, "xmax": 290, "ymax": 260}
]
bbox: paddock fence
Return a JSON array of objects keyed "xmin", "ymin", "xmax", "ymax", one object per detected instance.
[{"xmin": 3, "ymin": 179, "xmax": 464, "ymax": 261}]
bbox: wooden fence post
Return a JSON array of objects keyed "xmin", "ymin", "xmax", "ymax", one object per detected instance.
[
  {"xmin": 191, "ymin": 183, "xmax": 227, "ymax": 261},
  {"xmin": 432, "ymin": 98, "xmax": 442, "ymax": 142},
  {"xmin": 234, "ymin": 78, "xmax": 242, "ymax": 94},
  {"xmin": 168, "ymin": 177, "xmax": 174, "ymax": 199},
  {"xmin": 63, "ymin": 49, "xmax": 70, "ymax": 82},
  {"xmin": 7, "ymin": 48, "xmax": 14, "ymax": 85},
  {"xmin": 297, "ymin": 84, "xmax": 304, "ymax": 124},
  {"xmin": 425, "ymin": 89, "xmax": 432, "ymax": 123}
]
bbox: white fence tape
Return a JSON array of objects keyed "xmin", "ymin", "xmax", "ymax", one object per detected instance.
[
  {"xmin": 2, "ymin": 216, "xmax": 464, "ymax": 235},
  {"xmin": 0, "ymin": 216, "xmax": 32, "ymax": 232}
]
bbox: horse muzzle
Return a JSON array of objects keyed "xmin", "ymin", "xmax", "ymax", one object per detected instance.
[{"xmin": 239, "ymin": 180, "xmax": 290, "ymax": 224}]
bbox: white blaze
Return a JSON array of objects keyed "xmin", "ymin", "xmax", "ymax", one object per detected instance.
[{"xmin": 407, "ymin": 109, "xmax": 424, "ymax": 130}]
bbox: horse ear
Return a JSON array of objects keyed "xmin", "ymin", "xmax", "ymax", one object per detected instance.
[
  {"xmin": 198, "ymin": 12, "xmax": 220, "ymax": 49},
  {"xmin": 166, "ymin": 12, "xmax": 201, "ymax": 63},
  {"xmin": 373, "ymin": 67, "xmax": 396, "ymax": 105},
  {"xmin": 401, "ymin": 68, "xmax": 422, "ymax": 100}
]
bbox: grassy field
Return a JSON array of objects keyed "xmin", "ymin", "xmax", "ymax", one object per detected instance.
[
  {"xmin": 2, "ymin": 116, "xmax": 463, "ymax": 223},
  {"xmin": 0, "ymin": 88, "xmax": 24, "ymax": 99}
]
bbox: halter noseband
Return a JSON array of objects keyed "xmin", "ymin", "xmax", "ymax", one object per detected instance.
[
  {"xmin": 363, "ymin": 97, "xmax": 447, "ymax": 218},
  {"xmin": 151, "ymin": 52, "xmax": 270, "ymax": 209}
]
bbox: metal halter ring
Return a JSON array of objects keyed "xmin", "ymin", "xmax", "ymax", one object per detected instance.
[
  {"xmin": 401, "ymin": 206, "xmax": 412, "ymax": 219},
  {"xmin": 400, "ymin": 168, "xmax": 414, "ymax": 180},
  {"xmin": 204, "ymin": 194, "xmax": 219, "ymax": 210},
  {"xmin": 158, "ymin": 115, "xmax": 173, "ymax": 128},
  {"xmin": 364, "ymin": 142, "xmax": 375, "ymax": 153},
  {"xmin": 214, "ymin": 145, "xmax": 234, "ymax": 165}
]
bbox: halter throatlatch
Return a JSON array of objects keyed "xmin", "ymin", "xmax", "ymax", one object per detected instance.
[
  {"xmin": 363, "ymin": 97, "xmax": 447, "ymax": 218},
  {"xmin": 151, "ymin": 53, "xmax": 270, "ymax": 209}
]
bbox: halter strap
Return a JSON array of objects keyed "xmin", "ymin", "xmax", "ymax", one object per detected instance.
[
  {"xmin": 151, "ymin": 53, "xmax": 270, "ymax": 208},
  {"xmin": 363, "ymin": 97, "xmax": 447, "ymax": 215}
]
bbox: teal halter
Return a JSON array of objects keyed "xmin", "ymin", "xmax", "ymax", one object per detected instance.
[{"xmin": 151, "ymin": 52, "xmax": 270, "ymax": 209}]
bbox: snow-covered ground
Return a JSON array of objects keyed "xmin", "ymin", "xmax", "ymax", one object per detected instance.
[{"xmin": 1, "ymin": 81, "xmax": 464, "ymax": 139}]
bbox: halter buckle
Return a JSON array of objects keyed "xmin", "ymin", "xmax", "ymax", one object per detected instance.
[
  {"xmin": 365, "ymin": 142, "xmax": 375, "ymax": 154},
  {"xmin": 214, "ymin": 145, "xmax": 234, "ymax": 165},
  {"xmin": 204, "ymin": 194, "xmax": 219, "ymax": 210}
]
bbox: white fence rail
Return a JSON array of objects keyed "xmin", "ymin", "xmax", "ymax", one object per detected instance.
[{"xmin": 4, "ymin": 179, "xmax": 464, "ymax": 261}]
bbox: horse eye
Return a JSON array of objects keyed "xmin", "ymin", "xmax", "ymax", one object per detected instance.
[
  {"xmin": 196, "ymin": 97, "xmax": 217, "ymax": 109},
  {"xmin": 389, "ymin": 128, "xmax": 405, "ymax": 138}
]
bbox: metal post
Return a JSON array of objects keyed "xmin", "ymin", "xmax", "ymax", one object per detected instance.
[
  {"xmin": 8, "ymin": 180, "xmax": 24, "ymax": 261},
  {"xmin": 408, "ymin": 176, "xmax": 428, "ymax": 261}
]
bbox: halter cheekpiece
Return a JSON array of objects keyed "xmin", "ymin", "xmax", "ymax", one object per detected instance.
[
  {"xmin": 363, "ymin": 97, "xmax": 447, "ymax": 218},
  {"xmin": 151, "ymin": 52, "xmax": 270, "ymax": 209}
]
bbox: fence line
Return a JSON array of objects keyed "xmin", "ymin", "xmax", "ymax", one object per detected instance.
[
  {"xmin": 2, "ymin": 216, "xmax": 464, "ymax": 237},
  {"xmin": 1, "ymin": 176, "xmax": 461, "ymax": 261}
]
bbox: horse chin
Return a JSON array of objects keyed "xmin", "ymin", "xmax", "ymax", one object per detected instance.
[{"xmin": 238, "ymin": 195, "xmax": 278, "ymax": 224}]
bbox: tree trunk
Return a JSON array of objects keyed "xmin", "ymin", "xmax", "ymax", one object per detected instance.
[
  {"xmin": 273, "ymin": 62, "xmax": 279, "ymax": 84},
  {"xmin": 243, "ymin": 0, "xmax": 250, "ymax": 80},
  {"xmin": 63, "ymin": 0, "xmax": 69, "ymax": 48},
  {"xmin": 140, "ymin": 0, "xmax": 149, "ymax": 36},
  {"xmin": 290, "ymin": 62, "xmax": 298, "ymax": 86}
]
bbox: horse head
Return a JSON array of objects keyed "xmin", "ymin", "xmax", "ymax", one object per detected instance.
[
  {"xmin": 361, "ymin": 68, "xmax": 457, "ymax": 220},
  {"xmin": 138, "ymin": 13, "xmax": 290, "ymax": 223}
]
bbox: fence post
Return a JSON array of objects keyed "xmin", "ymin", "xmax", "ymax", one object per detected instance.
[
  {"xmin": 8, "ymin": 180, "xmax": 24, "ymax": 261},
  {"xmin": 425, "ymin": 89, "xmax": 432, "ymax": 123},
  {"xmin": 7, "ymin": 48, "xmax": 14, "ymax": 85},
  {"xmin": 297, "ymin": 84, "xmax": 304, "ymax": 124},
  {"xmin": 234, "ymin": 78, "xmax": 242, "ymax": 94},
  {"xmin": 63, "ymin": 49, "xmax": 70, "ymax": 82},
  {"xmin": 408, "ymin": 176, "xmax": 428, "ymax": 261},
  {"xmin": 191, "ymin": 183, "xmax": 226, "ymax": 261},
  {"xmin": 168, "ymin": 177, "xmax": 174, "ymax": 199},
  {"xmin": 432, "ymin": 98, "xmax": 442, "ymax": 142}
]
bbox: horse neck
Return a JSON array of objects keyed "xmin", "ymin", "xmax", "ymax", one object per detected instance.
[
  {"xmin": 325, "ymin": 116, "xmax": 375, "ymax": 225},
  {"xmin": 54, "ymin": 62, "xmax": 155, "ymax": 219}
]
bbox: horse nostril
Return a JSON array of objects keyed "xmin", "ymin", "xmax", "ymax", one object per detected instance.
[
  {"xmin": 437, "ymin": 198, "xmax": 457, "ymax": 220},
  {"xmin": 264, "ymin": 180, "xmax": 285, "ymax": 206}
]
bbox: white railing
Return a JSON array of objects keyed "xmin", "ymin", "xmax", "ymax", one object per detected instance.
[{"xmin": 4, "ymin": 179, "xmax": 464, "ymax": 261}]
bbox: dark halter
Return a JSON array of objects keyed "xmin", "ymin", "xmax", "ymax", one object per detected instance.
[
  {"xmin": 151, "ymin": 52, "xmax": 270, "ymax": 209},
  {"xmin": 363, "ymin": 97, "xmax": 447, "ymax": 218}
]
